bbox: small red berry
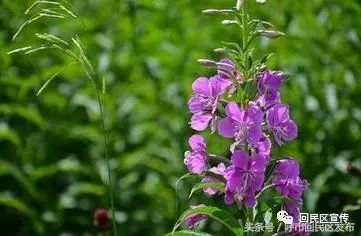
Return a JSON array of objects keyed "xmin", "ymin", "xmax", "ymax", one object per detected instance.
[
  {"xmin": 93, "ymin": 208, "xmax": 111, "ymax": 231},
  {"xmin": 347, "ymin": 162, "xmax": 361, "ymax": 176}
]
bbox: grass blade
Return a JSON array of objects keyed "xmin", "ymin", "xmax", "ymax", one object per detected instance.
[{"xmin": 36, "ymin": 61, "xmax": 77, "ymax": 96}]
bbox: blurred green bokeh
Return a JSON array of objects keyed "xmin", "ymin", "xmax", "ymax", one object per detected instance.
[{"xmin": 0, "ymin": 0, "xmax": 360, "ymax": 235}]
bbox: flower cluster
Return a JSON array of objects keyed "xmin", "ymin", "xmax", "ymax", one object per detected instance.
[{"xmin": 183, "ymin": 58, "xmax": 308, "ymax": 228}]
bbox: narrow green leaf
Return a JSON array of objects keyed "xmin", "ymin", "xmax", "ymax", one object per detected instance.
[
  {"xmin": 25, "ymin": 1, "xmax": 61, "ymax": 15},
  {"xmin": 0, "ymin": 124, "xmax": 21, "ymax": 148},
  {"xmin": 0, "ymin": 192, "xmax": 44, "ymax": 234},
  {"xmin": 102, "ymin": 75, "xmax": 106, "ymax": 94},
  {"xmin": 0, "ymin": 105, "xmax": 45, "ymax": 128},
  {"xmin": 67, "ymin": 182, "xmax": 105, "ymax": 196},
  {"xmin": 0, "ymin": 161, "xmax": 38, "ymax": 198},
  {"xmin": 36, "ymin": 33, "xmax": 69, "ymax": 46},
  {"xmin": 59, "ymin": 5, "xmax": 77, "ymax": 18},
  {"xmin": 40, "ymin": 9, "xmax": 67, "ymax": 18},
  {"xmin": 0, "ymin": 193, "xmax": 31, "ymax": 215},
  {"xmin": 37, "ymin": 61, "xmax": 77, "ymax": 96},
  {"xmin": 7, "ymin": 46, "xmax": 32, "ymax": 55},
  {"xmin": 173, "ymin": 205, "xmax": 241, "ymax": 235},
  {"xmin": 175, "ymin": 173, "xmax": 195, "ymax": 218},
  {"xmin": 25, "ymin": 46, "xmax": 49, "ymax": 54},
  {"xmin": 38, "ymin": 13, "xmax": 66, "ymax": 19}
]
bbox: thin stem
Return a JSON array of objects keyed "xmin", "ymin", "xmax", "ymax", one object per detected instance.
[
  {"xmin": 94, "ymin": 82, "xmax": 118, "ymax": 236},
  {"xmin": 208, "ymin": 154, "xmax": 231, "ymax": 165},
  {"xmin": 255, "ymin": 183, "xmax": 275, "ymax": 199}
]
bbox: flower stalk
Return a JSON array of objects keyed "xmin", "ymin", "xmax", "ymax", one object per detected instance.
[
  {"xmin": 10, "ymin": 1, "xmax": 118, "ymax": 235},
  {"xmin": 173, "ymin": 0, "xmax": 308, "ymax": 235}
]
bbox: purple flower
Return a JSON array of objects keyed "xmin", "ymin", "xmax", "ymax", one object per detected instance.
[
  {"xmin": 217, "ymin": 58, "xmax": 241, "ymax": 81},
  {"xmin": 253, "ymin": 133, "xmax": 272, "ymax": 156},
  {"xmin": 273, "ymin": 159, "xmax": 308, "ymax": 201},
  {"xmin": 217, "ymin": 58, "xmax": 241, "ymax": 94},
  {"xmin": 266, "ymin": 104, "xmax": 298, "ymax": 145},
  {"xmin": 185, "ymin": 205, "xmax": 207, "ymax": 229},
  {"xmin": 283, "ymin": 201, "xmax": 310, "ymax": 235},
  {"xmin": 282, "ymin": 201, "xmax": 301, "ymax": 223},
  {"xmin": 218, "ymin": 102, "xmax": 263, "ymax": 146},
  {"xmin": 188, "ymin": 76, "xmax": 226, "ymax": 131},
  {"xmin": 202, "ymin": 163, "xmax": 226, "ymax": 195},
  {"xmin": 224, "ymin": 150, "xmax": 268, "ymax": 207},
  {"xmin": 256, "ymin": 91, "xmax": 281, "ymax": 110},
  {"xmin": 258, "ymin": 70, "xmax": 283, "ymax": 101},
  {"xmin": 184, "ymin": 135, "xmax": 208, "ymax": 174}
]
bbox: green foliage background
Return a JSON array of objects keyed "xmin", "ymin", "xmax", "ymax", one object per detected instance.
[{"xmin": 0, "ymin": 0, "xmax": 360, "ymax": 235}]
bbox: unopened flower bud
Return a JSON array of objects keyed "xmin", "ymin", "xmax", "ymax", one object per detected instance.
[
  {"xmin": 202, "ymin": 9, "xmax": 234, "ymax": 15},
  {"xmin": 222, "ymin": 20, "xmax": 238, "ymax": 25},
  {"xmin": 214, "ymin": 48, "xmax": 228, "ymax": 55},
  {"xmin": 236, "ymin": 0, "xmax": 243, "ymax": 10},
  {"xmin": 256, "ymin": 0, "xmax": 267, "ymax": 4},
  {"xmin": 257, "ymin": 30, "xmax": 285, "ymax": 38},
  {"xmin": 93, "ymin": 208, "xmax": 111, "ymax": 231},
  {"xmin": 197, "ymin": 59, "xmax": 217, "ymax": 67}
]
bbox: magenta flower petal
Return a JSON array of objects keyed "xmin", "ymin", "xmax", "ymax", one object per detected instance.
[
  {"xmin": 273, "ymin": 159, "xmax": 308, "ymax": 201},
  {"xmin": 267, "ymin": 104, "xmax": 289, "ymax": 126},
  {"xmin": 225, "ymin": 102, "xmax": 245, "ymax": 123},
  {"xmin": 188, "ymin": 134, "xmax": 206, "ymax": 151},
  {"xmin": 244, "ymin": 195, "xmax": 256, "ymax": 208},
  {"xmin": 246, "ymin": 125, "xmax": 262, "ymax": 145},
  {"xmin": 258, "ymin": 70, "xmax": 283, "ymax": 101},
  {"xmin": 274, "ymin": 159, "xmax": 300, "ymax": 177},
  {"xmin": 218, "ymin": 117, "xmax": 235, "ymax": 138},
  {"xmin": 257, "ymin": 92, "xmax": 281, "ymax": 109},
  {"xmin": 185, "ymin": 205, "xmax": 207, "ymax": 229},
  {"xmin": 210, "ymin": 162, "xmax": 226, "ymax": 175},
  {"xmin": 201, "ymin": 163, "xmax": 226, "ymax": 195},
  {"xmin": 267, "ymin": 103, "xmax": 297, "ymax": 145},
  {"xmin": 224, "ymin": 190, "xmax": 235, "ymax": 205},
  {"xmin": 230, "ymin": 150, "xmax": 248, "ymax": 169},
  {"xmin": 190, "ymin": 112, "xmax": 212, "ymax": 131},
  {"xmin": 188, "ymin": 76, "xmax": 225, "ymax": 131},
  {"xmin": 217, "ymin": 58, "xmax": 236, "ymax": 79},
  {"xmin": 209, "ymin": 75, "xmax": 230, "ymax": 95},
  {"xmin": 224, "ymin": 151, "xmax": 267, "ymax": 207},
  {"xmin": 188, "ymin": 96, "xmax": 203, "ymax": 113},
  {"xmin": 283, "ymin": 201, "xmax": 301, "ymax": 223},
  {"xmin": 281, "ymin": 119, "xmax": 298, "ymax": 141},
  {"xmin": 192, "ymin": 77, "xmax": 211, "ymax": 96},
  {"xmin": 247, "ymin": 104, "xmax": 263, "ymax": 125},
  {"xmin": 184, "ymin": 135, "xmax": 208, "ymax": 174},
  {"xmin": 256, "ymin": 134, "xmax": 271, "ymax": 155},
  {"xmin": 259, "ymin": 70, "xmax": 282, "ymax": 90},
  {"xmin": 201, "ymin": 176, "xmax": 220, "ymax": 195},
  {"xmin": 184, "ymin": 152, "xmax": 206, "ymax": 174},
  {"xmin": 220, "ymin": 102, "xmax": 264, "ymax": 147}
]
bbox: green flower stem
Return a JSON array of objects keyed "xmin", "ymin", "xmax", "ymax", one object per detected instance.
[
  {"xmin": 255, "ymin": 183, "xmax": 275, "ymax": 199},
  {"xmin": 93, "ymin": 81, "xmax": 118, "ymax": 236},
  {"xmin": 208, "ymin": 154, "xmax": 231, "ymax": 165}
]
